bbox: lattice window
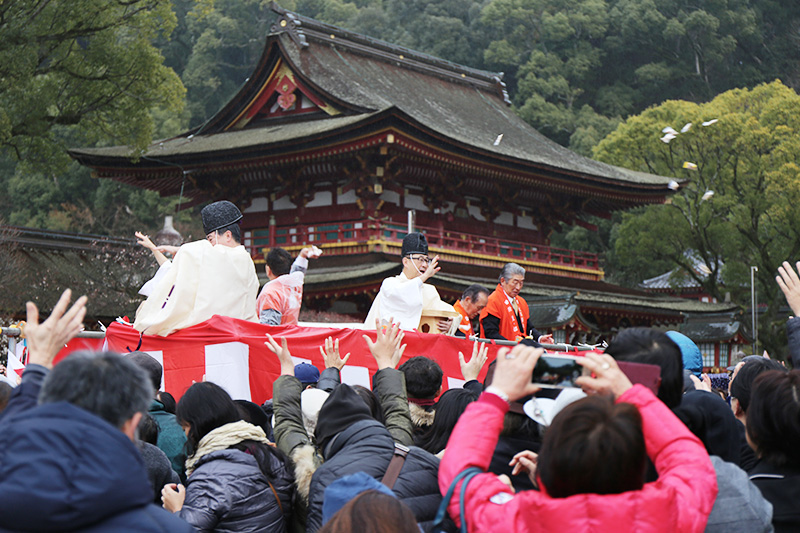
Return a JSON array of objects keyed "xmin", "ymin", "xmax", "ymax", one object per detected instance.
[
  {"xmin": 718, "ymin": 344, "xmax": 729, "ymax": 368},
  {"xmin": 699, "ymin": 343, "xmax": 716, "ymax": 367}
]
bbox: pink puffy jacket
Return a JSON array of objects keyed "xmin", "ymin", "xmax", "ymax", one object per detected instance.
[{"xmin": 439, "ymin": 385, "xmax": 718, "ymax": 533}]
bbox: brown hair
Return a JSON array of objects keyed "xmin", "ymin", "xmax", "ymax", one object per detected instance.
[
  {"xmin": 538, "ymin": 395, "xmax": 646, "ymax": 498},
  {"xmin": 318, "ymin": 490, "xmax": 419, "ymax": 533}
]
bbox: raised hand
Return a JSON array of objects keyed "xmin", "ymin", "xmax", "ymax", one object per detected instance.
[
  {"xmin": 155, "ymin": 245, "xmax": 180, "ymax": 256},
  {"xmin": 135, "ymin": 231, "xmax": 157, "ymax": 251},
  {"xmin": 776, "ymin": 261, "xmax": 800, "ymax": 316},
  {"xmin": 575, "ymin": 352, "xmax": 633, "ymax": 399},
  {"xmin": 490, "ymin": 344, "xmax": 543, "ymax": 402},
  {"xmin": 320, "ymin": 336, "xmax": 350, "ymax": 370},
  {"xmin": 363, "ymin": 319, "xmax": 406, "ymax": 370},
  {"xmin": 420, "ymin": 255, "xmax": 440, "ymax": 283},
  {"xmin": 689, "ymin": 373, "xmax": 713, "ymax": 392},
  {"xmin": 265, "ymin": 334, "xmax": 295, "ymax": 376},
  {"xmin": 22, "ymin": 289, "xmax": 87, "ymax": 369},
  {"xmin": 459, "ymin": 340, "xmax": 489, "ymax": 381},
  {"xmin": 509, "ymin": 450, "xmax": 539, "ymax": 487}
]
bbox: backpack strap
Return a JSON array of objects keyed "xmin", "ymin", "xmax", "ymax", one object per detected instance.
[{"xmin": 380, "ymin": 442, "xmax": 410, "ymax": 489}]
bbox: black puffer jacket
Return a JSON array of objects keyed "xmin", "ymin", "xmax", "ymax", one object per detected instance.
[
  {"xmin": 307, "ymin": 419, "xmax": 443, "ymax": 532},
  {"xmin": 179, "ymin": 447, "xmax": 294, "ymax": 533}
]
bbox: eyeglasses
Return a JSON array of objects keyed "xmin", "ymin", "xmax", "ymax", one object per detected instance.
[
  {"xmin": 407, "ymin": 254, "xmax": 430, "ymax": 264},
  {"xmin": 506, "ymin": 278, "xmax": 524, "ymax": 287}
]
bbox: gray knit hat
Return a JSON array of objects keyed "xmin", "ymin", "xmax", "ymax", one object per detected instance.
[
  {"xmin": 401, "ymin": 232, "xmax": 428, "ymax": 256},
  {"xmin": 201, "ymin": 200, "xmax": 243, "ymax": 235}
]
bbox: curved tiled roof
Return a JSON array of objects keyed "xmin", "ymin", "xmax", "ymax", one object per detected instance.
[{"xmin": 70, "ymin": 4, "xmax": 677, "ymax": 201}]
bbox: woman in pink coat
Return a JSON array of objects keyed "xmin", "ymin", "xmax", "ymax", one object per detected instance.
[{"xmin": 439, "ymin": 347, "xmax": 718, "ymax": 533}]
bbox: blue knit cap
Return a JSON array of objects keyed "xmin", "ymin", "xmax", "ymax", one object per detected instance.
[
  {"xmin": 665, "ymin": 331, "xmax": 702, "ymax": 376},
  {"xmin": 321, "ymin": 472, "xmax": 396, "ymax": 525}
]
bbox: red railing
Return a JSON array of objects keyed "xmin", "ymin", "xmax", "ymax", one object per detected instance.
[{"xmin": 244, "ymin": 220, "xmax": 600, "ymax": 272}]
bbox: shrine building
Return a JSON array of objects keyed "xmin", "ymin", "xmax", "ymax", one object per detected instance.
[{"xmin": 69, "ymin": 4, "xmax": 743, "ymax": 361}]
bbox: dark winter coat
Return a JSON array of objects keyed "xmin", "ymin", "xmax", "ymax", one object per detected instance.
[
  {"xmin": 786, "ymin": 317, "xmax": 800, "ymax": 369},
  {"xmin": 307, "ymin": 418, "xmax": 443, "ymax": 533},
  {"xmin": 0, "ymin": 387, "xmax": 192, "ymax": 532},
  {"xmin": 749, "ymin": 460, "xmax": 800, "ymax": 533},
  {"xmin": 674, "ymin": 390, "xmax": 742, "ymax": 465},
  {"xmin": 138, "ymin": 441, "xmax": 180, "ymax": 503},
  {"xmin": 178, "ymin": 447, "xmax": 294, "ymax": 533}
]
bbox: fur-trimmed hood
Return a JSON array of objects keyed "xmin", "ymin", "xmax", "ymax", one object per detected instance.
[
  {"xmin": 409, "ymin": 402, "xmax": 435, "ymax": 428},
  {"xmin": 291, "ymin": 444, "xmax": 320, "ymax": 503}
]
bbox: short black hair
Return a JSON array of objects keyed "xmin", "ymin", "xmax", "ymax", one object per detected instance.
[
  {"xmin": 158, "ymin": 391, "xmax": 176, "ymax": 414},
  {"xmin": 398, "ymin": 356, "xmax": 443, "ymax": 399},
  {"xmin": 138, "ymin": 412, "xmax": 159, "ymax": 445},
  {"xmin": 746, "ymin": 370, "xmax": 800, "ymax": 468},
  {"xmin": 606, "ymin": 328, "xmax": 683, "ymax": 408},
  {"xmin": 462, "ymin": 284, "xmax": 489, "ymax": 301},
  {"xmin": 266, "ymin": 247, "xmax": 293, "ymax": 276},
  {"xmin": 730, "ymin": 357, "xmax": 787, "ymax": 413},
  {"xmin": 216, "ymin": 223, "xmax": 241, "ymax": 244},
  {"xmin": 354, "ymin": 385, "xmax": 384, "ymax": 425}
]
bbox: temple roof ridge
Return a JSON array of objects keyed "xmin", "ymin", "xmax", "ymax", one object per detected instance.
[{"xmin": 268, "ymin": 2, "xmax": 508, "ymax": 98}]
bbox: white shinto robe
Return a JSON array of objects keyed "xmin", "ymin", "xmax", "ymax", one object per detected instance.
[
  {"xmin": 134, "ymin": 240, "xmax": 259, "ymax": 336},
  {"xmin": 364, "ymin": 272, "xmax": 451, "ymax": 331}
]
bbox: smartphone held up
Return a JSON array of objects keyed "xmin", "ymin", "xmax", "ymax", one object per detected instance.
[
  {"xmin": 530, "ymin": 352, "xmax": 661, "ymax": 395},
  {"xmin": 530, "ymin": 354, "xmax": 588, "ymax": 388}
]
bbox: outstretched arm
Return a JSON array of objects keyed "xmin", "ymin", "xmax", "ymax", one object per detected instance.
[
  {"xmin": 266, "ymin": 335, "xmax": 315, "ymax": 456},
  {"xmin": 777, "ymin": 260, "xmax": 800, "ymax": 368},
  {"xmin": 136, "ymin": 232, "xmax": 169, "ymax": 266},
  {"xmin": 364, "ymin": 321, "xmax": 413, "ymax": 445},
  {"xmin": 0, "ymin": 290, "xmax": 87, "ymax": 422}
]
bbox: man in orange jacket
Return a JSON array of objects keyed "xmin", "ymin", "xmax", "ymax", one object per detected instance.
[
  {"xmin": 453, "ymin": 284, "xmax": 490, "ymax": 338},
  {"xmin": 479, "ymin": 263, "xmax": 554, "ymax": 344}
]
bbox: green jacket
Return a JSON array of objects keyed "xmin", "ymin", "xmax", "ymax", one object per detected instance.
[
  {"xmin": 149, "ymin": 399, "xmax": 187, "ymax": 483},
  {"xmin": 272, "ymin": 366, "xmax": 414, "ymax": 505},
  {"xmin": 372, "ymin": 368, "xmax": 414, "ymax": 446}
]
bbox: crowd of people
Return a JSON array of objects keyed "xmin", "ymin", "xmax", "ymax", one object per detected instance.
[
  {"xmin": 1, "ymin": 200, "xmax": 799, "ymax": 532},
  {"xmin": 1, "ymin": 279, "xmax": 799, "ymax": 532}
]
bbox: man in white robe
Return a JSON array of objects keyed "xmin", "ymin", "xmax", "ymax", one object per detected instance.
[
  {"xmin": 365, "ymin": 233, "xmax": 455, "ymax": 332},
  {"xmin": 134, "ymin": 201, "xmax": 259, "ymax": 337}
]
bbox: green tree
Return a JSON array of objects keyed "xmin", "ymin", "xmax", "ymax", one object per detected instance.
[
  {"xmin": 0, "ymin": 0, "xmax": 185, "ymax": 174},
  {"xmin": 604, "ymin": 0, "xmax": 763, "ymax": 109},
  {"xmin": 179, "ymin": 0, "xmax": 269, "ymax": 125},
  {"xmin": 480, "ymin": 0, "xmax": 620, "ymax": 152},
  {"xmin": 594, "ymin": 81, "xmax": 800, "ymax": 358},
  {"xmin": 380, "ymin": 0, "xmax": 489, "ymax": 67}
]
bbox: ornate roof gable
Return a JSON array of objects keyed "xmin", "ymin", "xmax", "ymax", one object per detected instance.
[{"xmin": 226, "ymin": 58, "xmax": 341, "ymax": 130}]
